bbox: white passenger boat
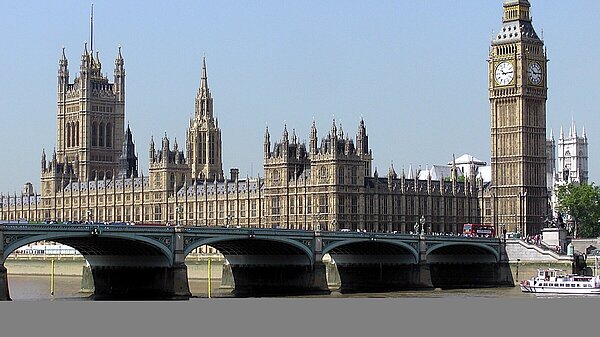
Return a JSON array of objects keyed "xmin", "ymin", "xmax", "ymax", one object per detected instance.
[{"xmin": 520, "ymin": 268, "xmax": 600, "ymax": 294}]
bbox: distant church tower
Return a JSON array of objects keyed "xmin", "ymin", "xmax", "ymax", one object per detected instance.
[
  {"xmin": 186, "ymin": 58, "xmax": 224, "ymax": 181},
  {"xmin": 557, "ymin": 121, "xmax": 588, "ymax": 184},
  {"xmin": 489, "ymin": 0, "xmax": 548, "ymax": 235}
]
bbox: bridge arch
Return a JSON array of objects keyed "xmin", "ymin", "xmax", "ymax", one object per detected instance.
[
  {"xmin": 426, "ymin": 242, "xmax": 500, "ymax": 263},
  {"xmin": 322, "ymin": 238, "xmax": 419, "ymax": 263},
  {"xmin": 2, "ymin": 232, "xmax": 173, "ymax": 266},
  {"xmin": 183, "ymin": 236, "xmax": 314, "ymax": 264}
]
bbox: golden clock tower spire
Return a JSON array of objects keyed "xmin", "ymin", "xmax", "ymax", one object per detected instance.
[{"xmin": 489, "ymin": 0, "xmax": 548, "ymax": 236}]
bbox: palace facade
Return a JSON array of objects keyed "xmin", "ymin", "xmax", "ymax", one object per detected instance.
[{"xmin": 0, "ymin": 48, "xmax": 480, "ymax": 233}]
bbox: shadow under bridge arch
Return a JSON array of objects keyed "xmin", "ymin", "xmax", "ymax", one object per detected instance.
[
  {"xmin": 184, "ymin": 237, "xmax": 326, "ymax": 296},
  {"xmin": 3, "ymin": 232, "xmax": 179, "ymax": 300},
  {"xmin": 426, "ymin": 242, "xmax": 504, "ymax": 289},
  {"xmin": 322, "ymin": 239, "xmax": 420, "ymax": 293}
]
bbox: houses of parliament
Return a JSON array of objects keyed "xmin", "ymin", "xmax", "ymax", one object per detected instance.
[{"xmin": 1, "ymin": 1, "xmax": 563, "ymax": 236}]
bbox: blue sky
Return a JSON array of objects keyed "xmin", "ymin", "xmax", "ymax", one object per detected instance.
[{"xmin": 0, "ymin": 0, "xmax": 598, "ymax": 193}]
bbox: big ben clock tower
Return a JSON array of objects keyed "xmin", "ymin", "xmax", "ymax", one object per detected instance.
[{"xmin": 489, "ymin": 0, "xmax": 548, "ymax": 235}]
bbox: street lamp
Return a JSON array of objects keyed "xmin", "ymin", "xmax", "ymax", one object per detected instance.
[
  {"xmin": 501, "ymin": 223, "xmax": 506, "ymax": 244},
  {"xmin": 419, "ymin": 215, "xmax": 426, "ymax": 236},
  {"xmin": 87, "ymin": 208, "xmax": 93, "ymax": 224},
  {"xmin": 312, "ymin": 212, "xmax": 321, "ymax": 231},
  {"xmin": 226, "ymin": 213, "xmax": 234, "ymax": 228}
]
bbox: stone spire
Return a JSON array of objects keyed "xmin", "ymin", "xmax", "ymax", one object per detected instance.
[
  {"xmin": 264, "ymin": 125, "xmax": 271, "ymax": 159},
  {"xmin": 310, "ymin": 120, "xmax": 318, "ymax": 155}
]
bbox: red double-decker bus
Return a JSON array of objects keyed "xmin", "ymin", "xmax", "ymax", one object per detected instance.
[{"xmin": 462, "ymin": 224, "xmax": 496, "ymax": 238}]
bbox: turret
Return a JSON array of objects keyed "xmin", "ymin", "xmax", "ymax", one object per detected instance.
[
  {"xmin": 264, "ymin": 126, "xmax": 271, "ymax": 159},
  {"xmin": 58, "ymin": 47, "xmax": 69, "ymax": 93},
  {"xmin": 309, "ymin": 120, "xmax": 318, "ymax": 155},
  {"xmin": 114, "ymin": 46, "xmax": 125, "ymax": 101},
  {"xmin": 357, "ymin": 118, "xmax": 368, "ymax": 155},
  {"xmin": 149, "ymin": 136, "xmax": 155, "ymax": 163},
  {"xmin": 162, "ymin": 133, "xmax": 170, "ymax": 161},
  {"xmin": 41, "ymin": 149, "xmax": 47, "ymax": 173}
]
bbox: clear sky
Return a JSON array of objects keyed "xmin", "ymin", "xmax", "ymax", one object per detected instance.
[{"xmin": 1, "ymin": 0, "xmax": 598, "ymax": 194}]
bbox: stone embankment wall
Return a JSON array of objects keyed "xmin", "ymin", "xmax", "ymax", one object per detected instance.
[{"xmin": 505, "ymin": 239, "xmax": 573, "ymax": 263}]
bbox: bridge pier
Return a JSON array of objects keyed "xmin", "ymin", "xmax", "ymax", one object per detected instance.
[{"xmin": 0, "ymin": 264, "xmax": 10, "ymax": 301}]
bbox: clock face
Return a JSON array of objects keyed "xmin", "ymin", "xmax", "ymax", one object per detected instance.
[
  {"xmin": 495, "ymin": 61, "xmax": 514, "ymax": 85},
  {"xmin": 527, "ymin": 61, "xmax": 543, "ymax": 85}
]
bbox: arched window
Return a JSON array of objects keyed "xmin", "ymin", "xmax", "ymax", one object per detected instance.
[
  {"xmin": 99, "ymin": 123, "xmax": 105, "ymax": 147},
  {"xmin": 66, "ymin": 123, "xmax": 71, "ymax": 147},
  {"xmin": 71, "ymin": 122, "xmax": 76, "ymax": 148},
  {"xmin": 106, "ymin": 171, "xmax": 112, "ymax": 180},
  {"xmin": 75, "ymin": 121, "xmax": 79, "ymax": 146},
  {"xmin": 106, "ymin": 123, "xmax": 112, "ymax": 148},
  {"xmin": 91, "ymin": 122, "xmax": 98, "ymax": 147}
]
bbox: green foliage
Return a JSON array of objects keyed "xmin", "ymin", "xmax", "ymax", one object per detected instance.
[{"xmin": 556, "ymin": 183, "xmax": 600, "ymax": 238}]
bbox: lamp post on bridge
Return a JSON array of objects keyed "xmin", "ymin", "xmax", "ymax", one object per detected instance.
[
  {"xmin": 419, "ymin": 215, "xmax": 425, "ymax": 236},
  {"xmin": 312, "ymin": 212, "xmax": 324, "ymax": 231}
]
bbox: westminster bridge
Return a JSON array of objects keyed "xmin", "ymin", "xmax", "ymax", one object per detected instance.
[{"xmin": 0, "ymin": 223, "xmax": 514, "ymax": 300}]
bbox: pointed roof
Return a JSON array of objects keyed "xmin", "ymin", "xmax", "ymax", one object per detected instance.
[{"xmin": 200, "ymin": 56, "xmax": 208, "ymax": 91}]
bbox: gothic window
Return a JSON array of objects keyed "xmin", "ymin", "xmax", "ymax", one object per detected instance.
[
  {"xmin": 338, "ymin": 167, "xmax": 345, "ymax": 184},
  {"xmin": 319, "ymin": 195, "xmax": 328, "ymax": 214},
  {"xmin": 251, "ymin": 201, "xmax": 257, "ymax": 217},
  {"xmin": 71, "ymin": 122, "xmax": 76, "ymax": 148},
  {"xmin": 271, "ymin": 198, "xmax": 280, "ymax": 215},
  {"xmin": 199, "ymin": 135, "xmax": 205, "ymax": 164},
  {"xmin": 351, "ymin": 196, "xmax": 358, "ymax": 214},
  {"xmin": 338, "ymin": 196, "xmax": 345, "ymax": 214},
  {"xmin": 320, "ymin": 166, "xmax": 327, "ymax": 178},
  {"xmin": 106, "ymin": 123, "xmax": 112, "ymax": 148},
  {"xmin": 92, "ymin": 122, "xmax": 98, "ymax": 147},
  {"xmin": 290, "ymin": 198, "xmax": 295, "ymax": 214},
  {"xmin": 209, "ymin": 134, "xmax": 215, "ymax": 164},
  {"xmin": 75, "ymin": 121, "xmax": 79, "ymax": 146},
  {"xmin": 154, "ymin": 205, "xmax": 162, "ymax": 221},
  {"xmin": 218, "ymin": 201, "xmax": 224, "ymax": 219},
  {"xmin": 351, "ymin": 166, "xmax": 358, "ymax": 185},
  {"xmin": 240, "ymin": 203, "xmax": 246, "ymax": 218},
  {"xmin": 106, "ymin": 171, "xmax": 112, "ymax": 180},
  {"xmin": 99, "ymin": 123, "xmax": 105, "ymax": 147},
  {"xmin": 66, "ymin": 123, "xmax": 71, "ymax": 147}
]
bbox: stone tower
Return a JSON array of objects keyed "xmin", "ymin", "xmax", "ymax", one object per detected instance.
[
  {"xmin": 186, "ymin": 58, "xmax": 224, "ymax": 182},
  {"xmin": 557, "ymin": 122, "xmax": 588, "ymax": 184},
  {"xmin": 489, "ymin": 0, "xmax": 548, "ymax": 235},
  {"xmin": 55, "ymin": 44, "xmax": 125, "ymax": 182}
]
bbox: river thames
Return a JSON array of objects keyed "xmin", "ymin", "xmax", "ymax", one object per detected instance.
[{"xmin": 7, "ymin": 264, "xmax": 600, "ymax": 300}]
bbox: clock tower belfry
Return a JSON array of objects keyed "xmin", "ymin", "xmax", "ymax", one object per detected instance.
[{"xmin": 489, "ymin": 0, "xmax": 548, "ymax": 235}]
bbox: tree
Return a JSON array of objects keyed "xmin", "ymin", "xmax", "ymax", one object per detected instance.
[{"xmin": 556, "ymin": 183, "xmax": 600, "ymax": 238}]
